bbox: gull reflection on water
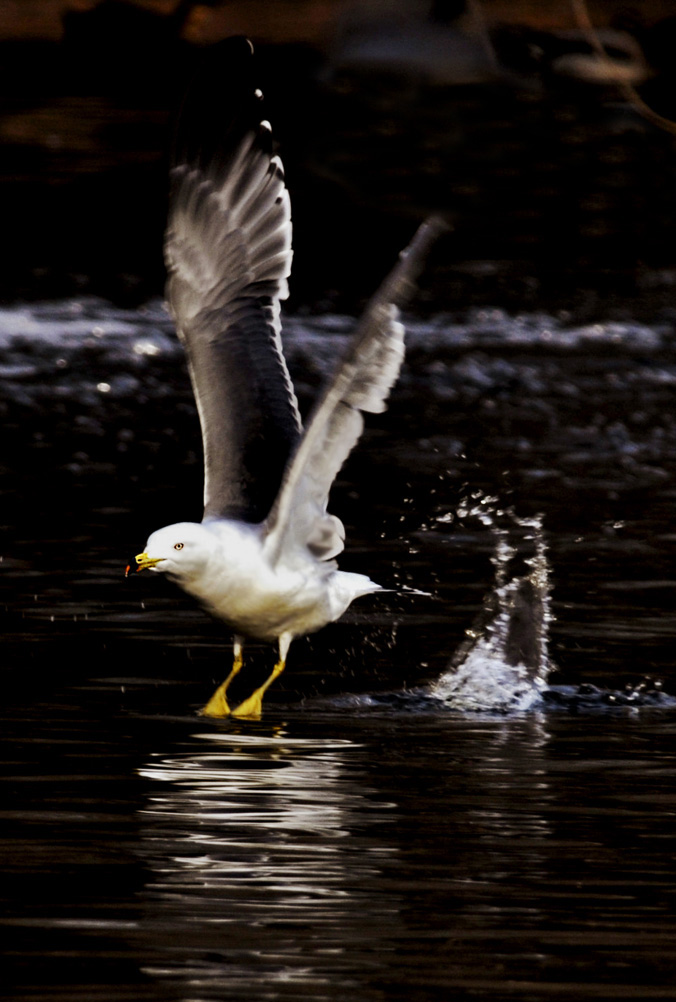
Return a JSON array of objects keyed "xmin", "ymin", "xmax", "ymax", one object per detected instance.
[
  {"xmin": 133, "ymin": 718, "xmax": 559, "ymax": 1000},
  {"xmin": 139, "ymin": 728, "xmax": 385, "ymax": 830},
  {"xmin": 135, "ymin": 728, "xmax": 403, "ymax": 998}
]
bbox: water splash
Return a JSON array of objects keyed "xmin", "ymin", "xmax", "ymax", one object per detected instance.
[
  {"xmin": 319, "ymin": 503, "xmax": 555, "ymax": 716},
  {"xmin": 429, "ymin": 505, "xmax": 552, "ymax": 712}
]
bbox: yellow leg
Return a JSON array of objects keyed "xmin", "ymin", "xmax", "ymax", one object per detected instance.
[
  {"xmin": 200, "ymin": 639, "xmax": 244, "ymax": 717},
  {"xmin": 231, "ymin": 632, "xmax": 292, "ymax": 720}
]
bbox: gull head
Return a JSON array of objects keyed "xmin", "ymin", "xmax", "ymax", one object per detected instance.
[{"xmin": 133, "ymin": 522, "xmax": 217, "ymax": 582}]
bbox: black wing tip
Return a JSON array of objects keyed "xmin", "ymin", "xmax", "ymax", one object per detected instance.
[
  {"xmin": 406, "ymin": 214, "xmax": 452, "ymax": 256},
  {"xmin": 210, "ymin": 34, "xmax": 256, "ymax": 68},
  {"xmin": 373, "ymin": 214, "xmax": 450, "ymax": 310},
  {"xmin": 232, "ymin": 35, "xmax": 255, "ymax": 56},
  {"xmin": 171, "ymin": 35, "xmax": 270, "ymax": 173}
]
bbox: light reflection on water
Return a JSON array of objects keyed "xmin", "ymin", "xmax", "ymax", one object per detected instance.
[
  {"xmin": 136, "ymin": 730, "xmax": 402, "ymax": 996},
  {"xmin": 140, "ymin": 732, "xmax": 372, "ymax": 837},
  {"xmin": 132, "ymin": 720, "xmax": 560, "ymax": 1000}
]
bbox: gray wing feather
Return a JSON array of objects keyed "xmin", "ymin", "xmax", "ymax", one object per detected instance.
[
  {"xmin": 263, "ymin": 216, "xmax": 447, "ymax": 565},
  {"xmin": 165, "ymin": 123, "xmax": 302, "ymax": 523}
]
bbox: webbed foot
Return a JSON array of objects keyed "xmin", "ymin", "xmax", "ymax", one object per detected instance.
[
  {"xmin": 201, "ymin": 681, "xmax": 233, "ymax": 717},
  {"xmin": 231, "ymin": 659, "xmax": 285, "ymax": 719},
  {"xmin": 200, "ymin": 649, "xmax": 243, "ymax": 717}
]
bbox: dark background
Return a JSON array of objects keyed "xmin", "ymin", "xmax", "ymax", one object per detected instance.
[
  {"xmin": 5, "ymin": 11, "xmax": 676, "ymax": 1001},
  {"xmin": 2, "ymin": 0, "xmax": 676, "ymax": 315}
]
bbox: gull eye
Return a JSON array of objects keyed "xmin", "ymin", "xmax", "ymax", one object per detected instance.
[{"xmin": 174, "ymin": 542, "xmax": 184, "ymax": 551}]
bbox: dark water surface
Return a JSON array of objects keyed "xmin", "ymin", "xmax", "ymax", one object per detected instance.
[
  {"xmin": 2, "ymin": 300, "xmax": 676, "ymax": 1000},
  {"xmin": 5, "ymin": 699, "xmax": 676, "ymax": 1002}
]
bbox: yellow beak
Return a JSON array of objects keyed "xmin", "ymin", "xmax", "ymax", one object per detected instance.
[{"xmin": 134, "ymin": 552, "xmax": 165, "ymax": 572}]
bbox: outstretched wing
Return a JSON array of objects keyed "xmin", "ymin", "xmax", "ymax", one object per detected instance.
[
  {"xmin": 165, "ymin": 36, "xmax": 301, "ymax": 524},
  {"xmin": 263, "ymin": 216, "xmax": 447, "ymax": 566}
]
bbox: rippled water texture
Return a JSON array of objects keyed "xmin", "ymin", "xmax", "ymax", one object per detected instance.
[{"xmin": 2, "ymin": 300, "xmax": 676, "ymax": 1000}]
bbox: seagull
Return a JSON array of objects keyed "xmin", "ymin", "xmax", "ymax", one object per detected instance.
[{"xmin": 129, "ymin": 37, "xmax": 445, "ymax": 718}]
